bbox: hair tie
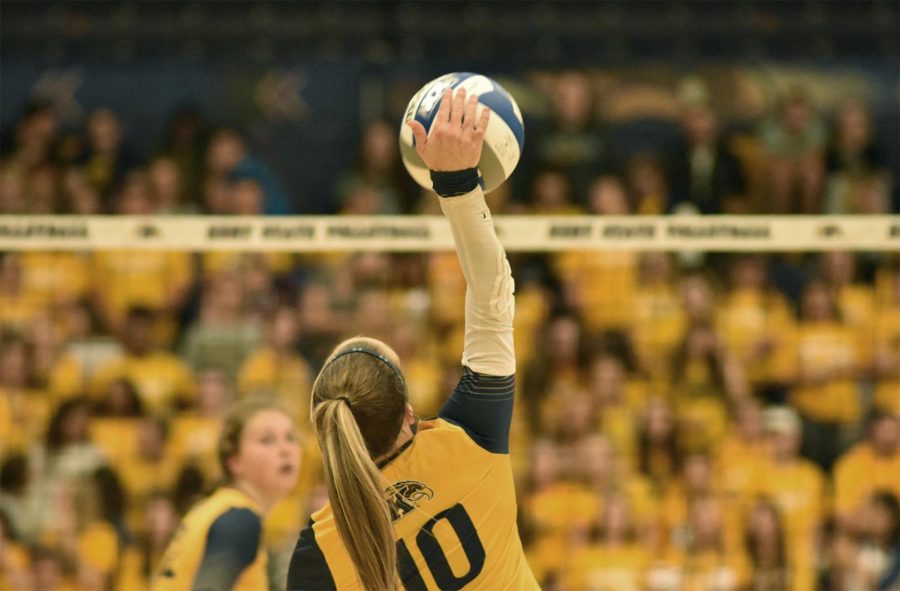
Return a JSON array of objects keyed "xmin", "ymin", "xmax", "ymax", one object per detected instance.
[{"xmin": 318, "ymin": 346, "xmax": 408, "ymax": 406}]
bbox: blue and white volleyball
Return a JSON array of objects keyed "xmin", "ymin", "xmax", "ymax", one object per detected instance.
[{"xmin": 400, "ymin": 72, "xmax": 524, "ymax": 194}]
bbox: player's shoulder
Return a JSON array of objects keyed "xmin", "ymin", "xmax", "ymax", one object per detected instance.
[
  {"xmin": 209, "ymin": 506, "xmax": 261, "ymax": 535},
  {"xmin": 208, "ymin": 487, "xmax": 260, "ymax": 511},
  {"xmin": 188, "ymin": 487, "xmax": 262, "ymax": 527},
  {"xmin": 287, "ymin": 519, "xmax": 337, "ymax": 591},
  {"xmin": 418, "ymin": 416, "xmax": 462, "ymax": 434},
  {"xmin": 416, "ymin": 417, "xmax": 487, "ymax": 449},
  {"xmin": 405, "ymin": 418, "xmax": 511, "ymax": 477}
]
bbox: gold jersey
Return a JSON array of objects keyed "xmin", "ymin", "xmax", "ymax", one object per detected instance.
[
  {"xmin": 153, "ymin": 487, "xmax": 267, "ymax": 591},
  {"xmin": 288, "ymin": 370, "xmax": 538, "ymax": 590}
]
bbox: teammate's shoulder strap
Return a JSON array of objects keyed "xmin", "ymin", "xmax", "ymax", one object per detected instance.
[
  {"xmin": 439, "ymin": 367, "xmax": 515, "ymax": 454},
  {"xmin": 287, "ymin": 518, "xmax": 337, "ymax": 591}
]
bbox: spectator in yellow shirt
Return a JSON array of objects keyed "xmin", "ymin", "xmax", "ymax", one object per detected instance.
[
  {"xmin": 638, "ymin": 397, "xmax": 684, "ymax": 498},
  {"xmin": 716, "ymin": 398, "xmax": 768, "ymax": 503},
  {"xmin": 48, "ymin": 298, "xmax": 118, "ymax": 402},
  {"xmin": 427, "ymin": 250, "xmax": 467, "ymax": 332},
  {"xmin": 834, "ymin": 411, "xmax": 900, "ymax": 522},
  {"xmin": 671, "ymin": 273, "xmax": 720, "ymax": 395},
  {"xmin": 791, "ymin": 280, "xmax": 863, "ymax": 470},
  {"xmin": 523, "ymin": 438, "xmax": 586, "ymax": 580},
  {"xmin": 26, "ymin": 315, "xmax": 70, "ymax": 404},
  {"xmin": 874, "ymin": 263, "xmax": 900, "ymax": 415},
  {"xmin": 238, "ymin": 305, "xmax": 313, "ymax": 423},
  {"xmin": 19, "ymin": 251, "xmax": 91, "ymax": 309},
  {"xmin": 573, "ymin": 434, "xmax": 656, "ymax": 535},
  {"xmin": 756, "ymin": 406, "xmax": 826, "ymax": 586},
  {"xmin": 671, "ymin": 320, "xmax": 747, "ymax": 453},
  {"xmin": 565, "ymin": 493, "xmax": 649, "ymax": 591},
  {"xmin": 117, "ymin": 416, "xmax": 182, "ymax": 533},
  {"xmin": 169, "ymin": 370, "xmax": 233, "ymax": 482},
  {"xmin": 93, "ymin": 378, "xmax": 144, "ymax": 417},
  {"xmin": 590, "ymin": 355, "xmax": 643, "ymax": 469},
  {"xmin": 0, "ymin": 511, "xmax": 32, "ymax": 591},
  {"xmin": 554, "ymin": 177, "xmax": 639, "ymax": 333},
  {"xmin": 661, "ymin": 453, "xmax": 741, "ymax": 555},
  {"xmin": 117, "ymin": 493, "xmax": 179, "ymax": 591},
  {"xmin": 0, "ymin": 253, "xmax": 43, "ymax": 331},
  {"xmin": 522, "ymin": 311, "xmax": 589, "ymax": 435},
  {"xmin": 90, "ymin": 307, "xmax": 196, "ymax": 415},
  {"xmin": 0, "ymin": 331, "xmax": 52, "ymax": 454},
  {"xmin": 632, "ymin": 252, "xmax": 684, "ymax": 383},
  {"xmin": 75, "ymin": 467, "xmax": 130, "ymax": 590},
  {"xmin": 820, "ymin": 252, "xmax": 876, "ymax": 362},
  {"xmin": 743, "ymin": 499, "xmax": 801, "ymax": 591},
  {"xmin": 90, "ymin": 247, "xmax": 192, "ymax": 345},
  {"xmin": 675, "ymin": 496, "xmax": 747, "ymax": 591},
  {"xmin": 716, "ymin": 254, "xmax": 796, "ymax": 392},
  {"xmin": 89, "ymin": 378, "xmax": 145, "ymax": 466},
  {"xmin": 542, "ymin": 384, "xmax": 597, "ymax": 450}
]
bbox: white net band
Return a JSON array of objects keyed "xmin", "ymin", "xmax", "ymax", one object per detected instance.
[{"xmin": 1, "ymin": 215, "xmax": 899, "ymax": 252}]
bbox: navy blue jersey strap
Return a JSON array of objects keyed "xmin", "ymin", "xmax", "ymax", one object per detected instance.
[
  {"xmin": 192, "ymin": 507, "xmax": 260, "ymax": 591},
  {"xmin": 439, "ymin": 367, "xmax": 515, "ymax": 454},
  {"xmin": 287, "ymin": 519, "xmax": 337, "ymax": 591},
  {"xmin": 878, "ymin": 545, "xmax": 900, "ymax": 590}
]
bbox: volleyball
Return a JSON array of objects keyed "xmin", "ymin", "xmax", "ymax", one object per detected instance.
[{"xmin": 399, "ymin": 72, "xmax": 524, "ymax": 194}]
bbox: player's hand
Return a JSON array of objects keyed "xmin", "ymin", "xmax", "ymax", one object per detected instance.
[{"xmin": 406, "ymin": 88, "xmax": 491, "ymax": 172}]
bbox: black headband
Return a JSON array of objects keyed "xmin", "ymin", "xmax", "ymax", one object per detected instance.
[
  {"xmin": 329, "ymin": 347, "xmax": 395, "ymax": 369},
  {"xmin": 322, "ymin": 347, "xmax": 407, "ymax": 390}
]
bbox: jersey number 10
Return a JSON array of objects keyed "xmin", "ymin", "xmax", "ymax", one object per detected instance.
[{"xmin": 396, "ymin": 503, "xmax": 486, "ymax": 590}]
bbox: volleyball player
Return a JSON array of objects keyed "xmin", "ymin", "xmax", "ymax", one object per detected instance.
[
  {"xmin": 287, "ymin": 87, "xmax": 539, "ymax": 590},
  {"xmin": 152, "ymin": 397, "xmax": 300, "ymax": 591}
]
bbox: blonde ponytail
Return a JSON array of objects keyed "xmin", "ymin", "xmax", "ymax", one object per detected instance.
[{"xmin": 313, "ymin": 397, "xmax": 398, "ymax": 591}]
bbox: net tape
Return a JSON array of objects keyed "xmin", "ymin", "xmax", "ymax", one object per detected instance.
[{"xmin": 1, "ymin": 215, "xmax": 899, "ymax": 252}]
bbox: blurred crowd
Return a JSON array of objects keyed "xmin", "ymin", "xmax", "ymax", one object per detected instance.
[
  {"xmin": 0, "ymin": 71, "xmax": 899, "ymax": 591},
  {"xmin": 1, "ymin": 247, "xmax": 899, "ymax": 590},
  {"xmin": 1, "ymin": 71, "xmax": 896, "ymax": 216}
]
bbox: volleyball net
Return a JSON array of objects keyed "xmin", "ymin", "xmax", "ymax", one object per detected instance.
[{"xmin": 2, "ymin": 214, "xmax": 899, "ymax": 251}]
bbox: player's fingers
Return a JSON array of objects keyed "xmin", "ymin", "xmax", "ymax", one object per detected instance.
[
  {"xmin": 435, "ymin": 88, "xmax": 453, "ymax": 124},
  {"xmin": 473, "ymin": 107, "xmax": 491, "ymax": 140},
  {"xmin": 406, "ymin": 120, "xmax": 427, "ymax": 155},
  {"xmin": 450, "ymin": 88, "xmax": 466, "ymax": 127},
  {"xmin": 464, "ymin": 95, "xmax": 479, "ymax": 131}
]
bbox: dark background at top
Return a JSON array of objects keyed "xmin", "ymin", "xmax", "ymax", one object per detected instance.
[{"xmin": 2, "ymin": 1, "xmax": 898, "ymax": 213}]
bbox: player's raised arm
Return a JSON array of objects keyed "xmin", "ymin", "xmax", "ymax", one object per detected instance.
[
  {"xmin": 408, "ymin": 88, "xmax": 516, "ymax": 452},
  {"xmin": 407, "ymin": 87, "xmax": 514, "ymax": 377}
]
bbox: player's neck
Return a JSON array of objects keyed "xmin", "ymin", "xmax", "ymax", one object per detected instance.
[{"xmin": 374, "ymin": 420, "xmax": 416, "ymax": 464}]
